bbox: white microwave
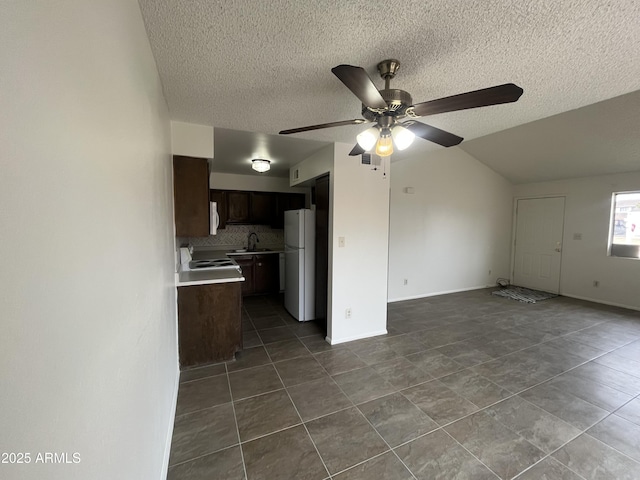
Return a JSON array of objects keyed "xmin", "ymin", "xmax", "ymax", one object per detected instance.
[{"xmin": 210, "ymin": 201, "xmax": 219, "ymax": 235}]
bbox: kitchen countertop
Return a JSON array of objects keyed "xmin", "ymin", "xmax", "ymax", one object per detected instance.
[
  {"xmin": 176, "ymin": 267, "xmax": 244, "ymax": 287},
  {"xmin": 227, "ymin": 249, "xmax": 284, "ymax": 256},
  {"xmin": 175, "ymin": 246, "xmax": 283, "ymax": 287},
  {"xmin": 191, "ymin": 246, "xmax": 285, "ymax": 259}
]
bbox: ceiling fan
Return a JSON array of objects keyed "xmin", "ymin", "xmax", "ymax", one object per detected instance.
[{"xmin": 279, "ymin": 59, "xmax": 523, "ymax": 157}]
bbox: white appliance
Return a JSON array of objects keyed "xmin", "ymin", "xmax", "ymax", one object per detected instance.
[
  {"xmin": 210, "ymin": 201, "xmax": 219, "ymax": 235},
  {"xmin": 284, "ymin": 209, "xmax": 315, "ymax": 321},
  {"xmin": 178, "ymin": 247, "xmax": 240, "ymax": 272},
  {"xmin": 279, "ymin": 252, "xmax": 285, "ymax": 292}
]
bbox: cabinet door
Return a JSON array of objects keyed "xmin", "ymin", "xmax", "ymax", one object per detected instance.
[
  {"xmin": 272, "ymin": 193, "xmax": 287, "ymax": 229},
  {"xmin": 235, "ymin": 256, "xmax": 254, "ymax": 296},
  {"xmin": 209, "ymin": 190, "xmax": 227, "ymax": 229},
  {"xmin": 173, "ymin": 156, "xmax": 209, "ymax": 237},
  {"xmin": 254, "ymin": 254, "xmax": 279, "ymax": 294},
  {"xmin": 227, "ymin": 191, "xmax": 251, "ymax": 223},
  {"xmin": 250, "ymin": 192, "xmax": 276, "ymax": 224},
  {"xmin": 273, "ymin": 193, "xmax": 306, "ymax": 228},
  {"xmin": 177, "ymin": 282, "xmax": 242, "ymax": 366},
  {"xmin": 289, "ymin": 193, "xmax": 306, "ymax": 211}
]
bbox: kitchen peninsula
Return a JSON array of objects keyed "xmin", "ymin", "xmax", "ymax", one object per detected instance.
[{"xmin": 176, "ymin": 249, "xmax": 244, "ymax": 367}]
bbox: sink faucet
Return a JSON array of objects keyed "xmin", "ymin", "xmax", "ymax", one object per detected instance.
[{"xmin": 247, "ymin": 231, "xmax": 259, "ymax": 251}]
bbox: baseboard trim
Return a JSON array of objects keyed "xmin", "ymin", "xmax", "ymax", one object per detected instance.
[
  {"xmin": 160, "ymin": 366, "xmax": 180, "ymax": 479},
  {"xmin": 326, "ymin": 329, "xmax": 388, "ymax": 345},
  {"xmin": 560, "ymin": 293, "xmax": 640, "ymax": 312},
  {"xmin": 388, "ymin": 285, "xmax": 494, "ymax": 303}
]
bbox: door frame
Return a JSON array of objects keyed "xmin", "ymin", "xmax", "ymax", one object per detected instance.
[{"xmin": 510, "ymin": 195, "xmax": 567, "ymax": 293}]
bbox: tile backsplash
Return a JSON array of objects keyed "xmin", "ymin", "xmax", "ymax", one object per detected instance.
[{"xmin": 178, "ymin": 224, "xmax": 284, "ymax": 249}]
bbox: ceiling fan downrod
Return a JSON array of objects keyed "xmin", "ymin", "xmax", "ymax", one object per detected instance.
[{"xmin": 377, "ymin": 59, "xmax": 401, "ymax": 90}]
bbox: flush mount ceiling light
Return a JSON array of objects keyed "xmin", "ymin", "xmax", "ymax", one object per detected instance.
[
  {"xmin": 251, "ymin": 158, "xmax": 271, "ymax": 173},
  {"xmin": 279, "ymin": 59, "xmax": 523, "ymax": 157}
]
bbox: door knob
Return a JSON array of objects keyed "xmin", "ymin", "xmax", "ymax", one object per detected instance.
[{"xmin": 555, "ymin": 242, "xmax": 562, "ymax": 252}]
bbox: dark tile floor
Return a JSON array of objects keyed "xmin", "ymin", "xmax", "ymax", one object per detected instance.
[{"xmin": 167, "ymin": 289, "xmax": 640, "ymax": 480}]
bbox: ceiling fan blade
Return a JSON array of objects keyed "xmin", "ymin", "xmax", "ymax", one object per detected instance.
[
  {"xmin": 331, "ymin": 65, "xmax": 388, "ymax": 110},
  {"xmin": 279, "ymin": 118, "xmax": 366, "ymax": 135},
  {"xmin": 349, "ymin": 144, "xmax": 365, "ymax": 156},
  {"xmin": 411, "ymin": 83, "xmax": 524, "ymax": 117},
  {"xmin": 403, "ymin": 120, "xmax": 463, "ymax": 147}
]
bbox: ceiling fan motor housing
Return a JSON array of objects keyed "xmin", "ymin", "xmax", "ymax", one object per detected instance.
[{"xmin": 362, "ymin": 88, "xmax": 413, "ymax": 121}]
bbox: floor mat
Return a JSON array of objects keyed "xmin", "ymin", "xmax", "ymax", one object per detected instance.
[{"xmin": 491, "ymin": 286, "xmax": 558, "ymax": 303}]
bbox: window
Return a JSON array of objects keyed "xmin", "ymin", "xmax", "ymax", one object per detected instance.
[{"xmin": 610, "ymin": 191, "xmax": 640, "ymax": 259}]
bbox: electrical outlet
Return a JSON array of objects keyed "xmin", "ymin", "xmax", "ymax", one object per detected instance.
[
  {"xmin": 345, "ymin": 308, "xmax": 352, "ymax": 319},
  {"xmin": 403, "ymin": 279, "xmax": 408, "ymax": 285},
  {"xmin": 338, "ymin": 237, "xmax": 345, "ymax": 248},
  {"xmin": 593, "ymin": 280, "xmax": 600, "ymax": 287}
]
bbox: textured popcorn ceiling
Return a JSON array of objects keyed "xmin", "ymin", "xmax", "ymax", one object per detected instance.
[{"xmin": 139, "ymin": 0, "xmax": 640, "ymax": 179}]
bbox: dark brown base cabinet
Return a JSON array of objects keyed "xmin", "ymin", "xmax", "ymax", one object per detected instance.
[
  {"xmin": 234, "ymin": 256, "xmax": 255, "ymax": 296},
  {"xmin": 177, "ymin": 282, "xmax": 242, "ymax": 367},
  {"xmin": 254, "ymin": 254, "xmax": 279, "ymax": 294},
  {"xmin": 236, "ymin": 254, "xmax": 279, "ymax": 296}
]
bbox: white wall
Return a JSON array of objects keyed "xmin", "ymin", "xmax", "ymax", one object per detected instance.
[
  {"xmin": 211, "ymin": 171, "xmax": 309, "ymax": 195},
  {"xmin": 328, "ymin": 144, "xmax": 390, "ymax": 343},
  {"xmin": 0, "ymin": 2, "xmax": 177, "ymax": 479},
  {"xmin": 388, "ymin": 147, "xmax": 514, "ymax": 301},
  {"xmin": 514, "ymin": 172, "xmax": 640, "ymax": 310},
  {"xmin": 171, "ymin": 121, "xmax": 214, "ymax": 159},
  {"xmin": 290, "ymin": 145, "xmax": 335, "ymax": 187},
  {"xmin": 289, "ymin": 144, "xmax": 390, "ymax": 344}
]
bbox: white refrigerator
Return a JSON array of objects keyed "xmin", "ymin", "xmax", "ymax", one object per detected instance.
[{"xmin": 284, "ymin": 209, "xmax": 315, "ymax": 321}]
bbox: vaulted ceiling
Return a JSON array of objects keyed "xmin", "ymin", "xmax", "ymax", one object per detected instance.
[{"xmin": 139, "ymin": 1, "xmax": 640, "ymax": 181}]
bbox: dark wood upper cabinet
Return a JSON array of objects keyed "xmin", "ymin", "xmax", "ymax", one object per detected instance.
[
  {"xmin": 226, "ymin": 191, "xmax": 250, "ymax": 223},
  {"xmin": 272, "ymin": 192, "xmax": 306, "ymax": 228},
  {"xmin": 173, "ymin": 156, "xmax": 209, "ymax": 237},
  {"xmin": 250, "ymin": 192, "xmax": 276, "ymax": 225},
  {"xmin": 288, "ymin": 193, "xmax": 306, "ymax": 211},
  {"xmin": 210, "ymin": 189, "xmax": 305, "ymax": 227},
  {"xmin": 209, "ymin": 190, "xmax": 227, "ymax": 230}
]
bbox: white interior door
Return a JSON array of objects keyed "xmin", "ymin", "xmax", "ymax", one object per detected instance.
[{"xmin": 513, "ymin": 197, "xmax": 565, "ymax": 294}]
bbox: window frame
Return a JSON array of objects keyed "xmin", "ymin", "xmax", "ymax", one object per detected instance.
[{"xmin": 608, "ymin": 191, "xmax": 640, "ymax": 259}]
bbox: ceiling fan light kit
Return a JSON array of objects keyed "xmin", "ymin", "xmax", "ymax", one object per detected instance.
[
  {"xmin": 375, "ymin": 129, "xmax": 394, "ymax": 157},
  {"xmin": 391, "ymin": 124, "xmax": 415, "ymax": 151},
  {"xmin": 356, "ymin": 126, "xmax": 378, "ymax": 151},
  {"xmin": 251, "ymin": 158, "xmax": 271, "ymax": 173},
  {"xmin": 279, "ymin": 59, "xmax": 524, "ymax": 157}
]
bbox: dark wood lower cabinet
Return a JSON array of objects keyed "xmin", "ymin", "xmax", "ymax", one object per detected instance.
[
  {"xmin": 177, "ymin": 282, "xmax": 242, "ymax": 367},
  {"xmin": 235, "ymin": 253, "xmax": 279, "ymax": 296},
  {"xmin": 254, "ymin": 254, "xmax": 279, "ymax": 294},
  {"xmin": 234, "ymin": 256, "xmax": 255, "ymax": 296}
]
